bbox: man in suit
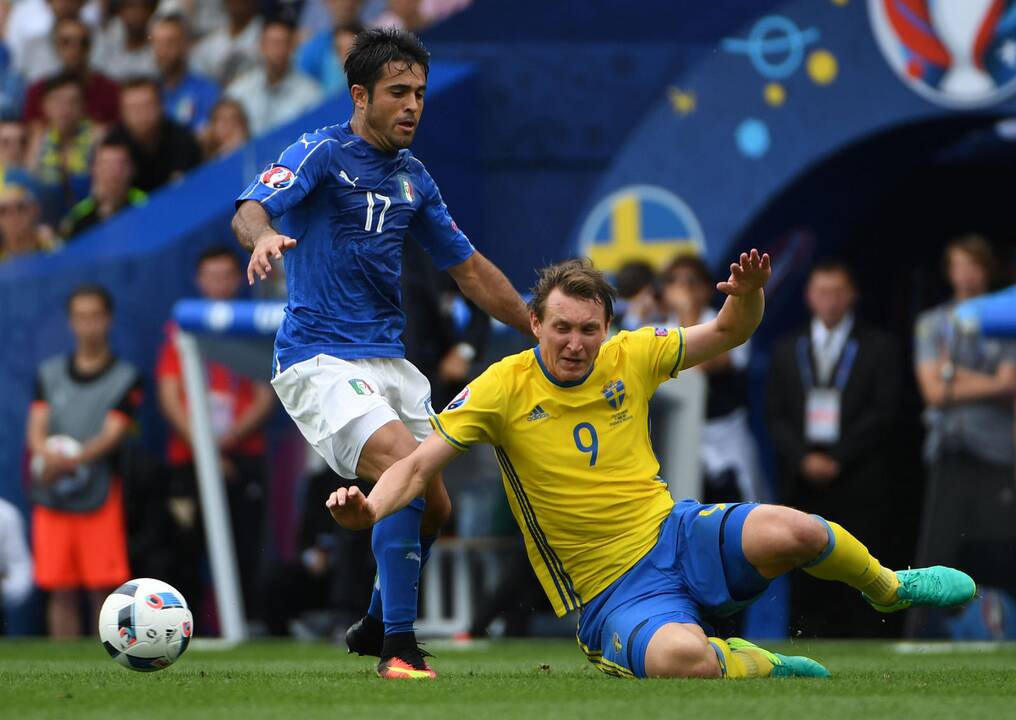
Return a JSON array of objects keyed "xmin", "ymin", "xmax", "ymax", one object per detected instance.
[{"xmin": 767, "ymin": 261, "xmax": 900, "ymax": 638}]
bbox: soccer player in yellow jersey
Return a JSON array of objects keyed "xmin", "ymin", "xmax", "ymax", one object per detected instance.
[{"xmin": 327, "ymin": 250, "xmax": 976, "ymax": 680}]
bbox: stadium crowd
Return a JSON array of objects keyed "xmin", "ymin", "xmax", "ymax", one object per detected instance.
[
  {"xmin": 0, "ymin": 0, "xmax": 468, "ymax": 263},
  {"xmin": 0, "ymin": 1, "xmax": 1013, "ymax": 646}
]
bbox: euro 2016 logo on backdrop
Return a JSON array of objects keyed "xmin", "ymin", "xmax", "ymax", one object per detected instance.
[
  {"xmin": 870, "ymin": 0, "xmax": 1016, "ymax": 108},
  {"xmin": 602, "ymin": 379, "xmax": 626, "ymax": 410}
]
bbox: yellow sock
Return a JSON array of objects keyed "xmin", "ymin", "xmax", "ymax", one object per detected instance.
[
  {"xmin": 708, "ymin": 638, "xmax": 774, "ymax": 679},
  {"xmin": 803, "ymin": 518, "xmax": 900, "ymax": 605}
]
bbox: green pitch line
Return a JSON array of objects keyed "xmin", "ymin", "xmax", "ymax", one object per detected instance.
[{"xmin": 1, "ymin": 640, "xmax": 1014, "ymax": 720}]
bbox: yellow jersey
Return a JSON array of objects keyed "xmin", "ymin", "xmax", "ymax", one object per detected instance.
[{"xmin": 429, "ymin": 326, "xmax": 687, "ymax": 616}]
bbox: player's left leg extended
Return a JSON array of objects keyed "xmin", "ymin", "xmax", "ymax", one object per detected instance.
[{"xmin": 740, "ymin": 505, "xmax": 976, "ymax": 613}]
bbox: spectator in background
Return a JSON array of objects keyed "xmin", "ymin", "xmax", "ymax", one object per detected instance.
[
  {"xmin": 0, "ymin": 120, "xmax": 30, "ymax": 173},
  {"xmin": 0, "ymin": 496, "xmax": 34, "ymax": 634},
  {"xmin": 155, "ymin": 0, "xmax": 226, "ymax": 38},
  {"xmin": 663, "ymin": 254, "xmax": 764, "ymax": 505},
  {"xmin": 909, "ymin": 235, "xmax": 1016, "ymax": 637},
  {"xmin": 91, "ymin": 0, "xmax": 158, "ymax": 81},
  {"xmin": 59, "ymin": 137, "xmax": 146, "ymax": 239},
  {"xmin": 0, "ymin": 40, "xmax": 25, "ymax": 121},
  {"xmin": 26, "ymin": 284, "xmax": 141, "ymax": 636},
  {"xmin": 151, "ymin": 14, "xmax": 220, "ymax": 134},
  {"xmin": 27, "ymin": 73, "xmax": 98, "ymax": 223},
  {"xmin": 304, "ymin": 20, "xmax": 363, "ymax": 96},
  {"xmin": 0, "ymin": 184, "xmax": 59, "ymax": 262},
  {"xmin": 295, "ymin": 0, "xmax": 362, "ymax": 94},
  {"xmin": 202, "ymin": 97, "xmax": 249, "ymax": 159},
  {"xmin": 767, "ymin": 261, "xmax": 900, "ymax": 638},
  {"xmin": 191, "ymin": 0, "xmax": 263, "ymax": 86},
  {"xmin": 23, "ymin": 18, "xmax": 120, "ymax": 131},
  {"xmin": 156, "ymin": 246, "xmax": 275, "ymax": 625},
  {"xmin": 10, "ymin": 0, "xmax": 90, "ymax": 83},
  {"xmin": 612, "ymin": 259, "xmax": 662, "ymax": 331},
  {"xmin": 106, "ymin": 77, "xmax": 201, "ymax": 192},
  {"xmin": 225, "ymin": 17, "xmax": 323, "ymax": 136}
]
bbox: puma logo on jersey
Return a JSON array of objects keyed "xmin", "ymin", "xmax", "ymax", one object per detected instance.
[
  {"xmin": 339, "ymin": 170, "xmax": 358, "ymax": 187},
  {"xmin": 527, "ymin": 405, "xmax": 549, "ymax": 422}
]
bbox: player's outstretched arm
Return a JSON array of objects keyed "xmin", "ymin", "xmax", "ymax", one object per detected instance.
[
  {"xmin": 326, "ymin": 433, "xmax": 459, "ymax": 531},
  {"xmin": 231, "ymin": 200, "xmax": 298, "ymax": 285},
  {"xmin": 681, "ymin": 249, "xmax": 771, "ymax": 370},
  {"xmin": 448, "ymin": 251, "xmax": 536, "ymax": 340}
]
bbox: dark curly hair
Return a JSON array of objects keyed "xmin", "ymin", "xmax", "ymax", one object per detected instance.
[{"xmin": 345, "ymin": 27, "xmax": 430, "ymax": 99}]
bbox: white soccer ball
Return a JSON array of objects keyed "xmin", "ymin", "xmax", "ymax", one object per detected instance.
[
  {"xmin": 98, "ymin": 578, "xmax": 193, "ymax": 672},
  {"xmin": 29, "ymin": 434, "xmax": 84, "ymax": 479}
]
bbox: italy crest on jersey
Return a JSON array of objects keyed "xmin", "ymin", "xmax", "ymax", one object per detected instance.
[
  {"xmin": 602, "ymin": 379, "xmax": 626, "ymax": 410},
  {"xmin": 348, "ymin": 379, "xmax": 374, "ymax": 395},
  {"xmin": 398, "ymin": 174, "xmax": 415, "ymax": 203}
]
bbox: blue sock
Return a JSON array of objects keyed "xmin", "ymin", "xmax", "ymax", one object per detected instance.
[
  {"xmin": 367, "ymin": 527, "xmax": 439, "ymax": 623},
  {"xmin": 371, "ymin": 497, "xmax": 425, "ymax": 635}
]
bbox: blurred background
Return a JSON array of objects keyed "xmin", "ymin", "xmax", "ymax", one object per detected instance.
[{"xmin": 1, "ymin": 0, "xmax": 1014, "ymax": 644}]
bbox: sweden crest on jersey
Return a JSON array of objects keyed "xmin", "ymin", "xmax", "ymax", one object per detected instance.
[{"xmin": 602, "ymin": 379, "xmax": 626, "ymax": 410}]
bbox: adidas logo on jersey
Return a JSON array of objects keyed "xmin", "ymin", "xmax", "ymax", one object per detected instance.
[{"xmin": 527, "ymin": 405, "xmax": 549, "ymax": 422}]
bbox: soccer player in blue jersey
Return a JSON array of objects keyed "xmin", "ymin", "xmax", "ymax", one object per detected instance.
[
  {"xmin": 327, "ymin": 251, "xmax": 977, "ymax": 680},
  {"xmin": 231, "ymin": 28, "xmax": 532, "ymax": 679}
]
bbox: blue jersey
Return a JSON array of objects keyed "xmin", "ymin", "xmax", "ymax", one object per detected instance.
[{"xmin": 236, "ymin": 121, "xmax": 475, "ymax": 370}]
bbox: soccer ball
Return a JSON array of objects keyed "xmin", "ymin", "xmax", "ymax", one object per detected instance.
[{"xmin": 98, "ymin": 578, "xmax": 193, "ymax": 672}]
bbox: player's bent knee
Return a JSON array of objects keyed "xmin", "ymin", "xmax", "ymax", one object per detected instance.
[
  {"xmin": 644, "ymin": 627, "xmax": 722, "ymax": 679},
  {"xmin": 788, "ymin": 512, "xmax": 830, "ymax": 558},
  {"xmin": 748, "ymin": 505, "xmax": 827, "ymax": 562}
]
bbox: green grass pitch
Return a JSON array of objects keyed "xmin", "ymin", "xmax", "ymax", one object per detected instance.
[{"xmin": 2, "ymin": 639, "xmax": 1014, "ymax": 719}]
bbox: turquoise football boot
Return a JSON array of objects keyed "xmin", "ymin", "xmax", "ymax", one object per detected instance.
[
  {"xmin": 863, "ymin": 566, "xmax": 976, "ymax": 613},
  {"xmin": 727, "ymin": 638, "xmax": 831, "ymax": 679}
]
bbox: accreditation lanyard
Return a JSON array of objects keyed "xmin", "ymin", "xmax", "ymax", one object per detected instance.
[{"xmin": 796, "ymin": 336, "xmax": 858, "ymax": 444}]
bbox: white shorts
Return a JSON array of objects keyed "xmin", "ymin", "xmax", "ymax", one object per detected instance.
[{"xmin": 271, "ymin": 354, "xmax": 433, "ymax": 479}]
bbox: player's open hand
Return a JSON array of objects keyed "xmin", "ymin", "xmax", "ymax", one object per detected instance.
[
  {"xmin": 247, "ymin": 232, "xmax": 297, "ymax": 285},
  {"xmin": 325, "ymin": 485, "xmax": 377, "ymax": 530},
  {"xmin": 716, "ymin": 249, "xmax": 771, "ymax": 297}
]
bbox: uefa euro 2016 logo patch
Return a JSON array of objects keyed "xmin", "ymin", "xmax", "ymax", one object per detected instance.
[
  {"xmin": 260, "ymin": 164, "xmax": 296, "ymax": 190},
  {"xmin": 348, "ymin": 379, "xmax": 374, "ymax": 396},
  {"xmin": 602, "ymin": 379, "xmax": 626, "ymax": 410},
  {"xmin": 445, "ymin": 386, "xmax": 470, "ymax": 411}
]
